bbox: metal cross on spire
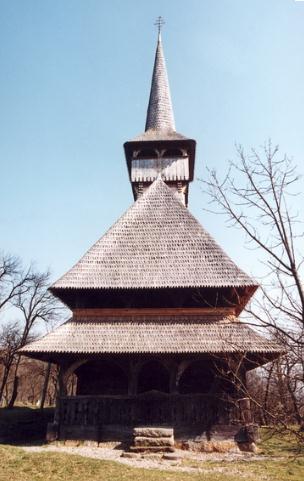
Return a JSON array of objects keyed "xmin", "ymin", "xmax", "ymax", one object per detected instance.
[{"xmin": 154, "ymin": 16, "xmax": 165, "ymax": 36}]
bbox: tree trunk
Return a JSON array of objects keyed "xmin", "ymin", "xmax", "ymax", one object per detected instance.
[
  {"xmin": 39, "ymin": 362, "xmax": 51, "ymax": 410},
  {"xmin": 0, "ymin": 365, "xmax": 11, "ymax": 405},
  {"xmin": 7, "ymin": 355, "xmax": 21, "ymax": 408},
  {"xmin": 7, "ymin": 375, "xmax": 19, "ymax": 409}
]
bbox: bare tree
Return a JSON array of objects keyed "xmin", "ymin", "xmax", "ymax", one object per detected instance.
[
  {"xmin": 202, "ymin": 141, "xmax": 304, "ymax": 435},
  {"xmin": 0, "ymin": 321, "xmax": 22, "ymax": 404},
  {"xmin": 0, "ymin": 253, "xmax": 33, "ymax": 312},
  {"xmin": 7, "ymin": 270, "xmax": 61, "ymax": 408},
  {"xmin": 0, "ymin": 253, "xmax": 63, "ymax": 407}
]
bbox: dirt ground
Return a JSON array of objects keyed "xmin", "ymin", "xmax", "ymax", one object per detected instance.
[{"xmin": 22, "ymin": 443, "xmax": 272, "ymax": 474}]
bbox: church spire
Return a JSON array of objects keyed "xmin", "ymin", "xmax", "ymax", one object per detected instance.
[
  {"xmin": 124, "ymin": 22, "xmax": 196, "ymax": 206},
  {"xmin": 145, "ymin": 27, "xmax": 176, "ymax": 132}
]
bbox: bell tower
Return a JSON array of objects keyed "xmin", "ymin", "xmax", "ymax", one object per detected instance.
[{"xmin": 124, "ymin": 21, "xmax": 196, "ymax": 206}]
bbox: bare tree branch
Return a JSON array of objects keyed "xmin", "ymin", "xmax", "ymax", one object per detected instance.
[{"xmin": 200, "ymin": 141, "xmax": 304, "ymax": 440}]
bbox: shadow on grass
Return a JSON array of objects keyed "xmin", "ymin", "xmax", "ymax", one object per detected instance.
[{"xmin": 0, "ymin": 406, "xmax": 54, "ymax": 446}]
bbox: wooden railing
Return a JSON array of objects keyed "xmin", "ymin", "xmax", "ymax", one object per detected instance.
[{"xmin": 59, "ymin": 393, "xmax": 239, "ymax": 427}]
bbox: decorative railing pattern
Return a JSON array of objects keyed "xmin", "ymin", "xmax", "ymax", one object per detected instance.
[{"xmin": 59, "ymin": 393, "xmax": 239, "ymax": 427}]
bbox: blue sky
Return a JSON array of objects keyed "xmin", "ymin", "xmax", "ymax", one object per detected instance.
[{"xmin": 0, "ymin": 0, "xmax": 303, "ymax": 285}]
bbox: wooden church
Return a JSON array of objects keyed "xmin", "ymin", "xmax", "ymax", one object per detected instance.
[{"xmin": 21, "ymin": 29, "xmax": 282, "ymax": 448}]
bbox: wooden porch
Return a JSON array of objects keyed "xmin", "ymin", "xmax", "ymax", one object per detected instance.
[{"xmin": 59, "ymin": 393, "xmax": 240, "ymax": 427}]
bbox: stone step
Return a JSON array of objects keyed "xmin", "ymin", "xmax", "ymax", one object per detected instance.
[
  {"xmin": 133, "ymin": 427, "xmax": 173, "ymax": 438},
  {"xmin": 129, "ymin": 445, "xmax": 175, "ymax": 453},
  {"xmin": 134, "ymin": 436, "xmax": 174, "ymax": 447},
  {"xmin": 162, "ymin": 453, "xmax": 180, "ymax": 461}
]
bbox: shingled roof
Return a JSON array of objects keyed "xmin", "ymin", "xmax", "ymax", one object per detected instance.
[
  {"xmin": 145, "ymin": 33, "xmax": 175, "ymax": 132},
  {"xmin": 130, "ymin": 33, "xmax": 192, "ymax": 143},
  {"xmin": 51, "ymin": 178, "xmax": 257, "ymax": 292},
  {"xmin": 131, "ymin": 129, "xmax": 189, "ymax": 142},
  {"xmin": 20, "ymin": 314, "xmax": 282, "ymax": 357}
]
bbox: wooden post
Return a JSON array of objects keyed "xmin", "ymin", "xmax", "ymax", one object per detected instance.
[
  {"xmin": 238, "ymin": 397, "xmax": 252, "ymax": 425},
  {"xmin": 128, "ymin": 361, "xmax": 138, "ymax": 395},
  {"xmin": 39, "ymin": 362, "xmax": 51, "ymax": 410},
  {"xmin": 53, "ymin": 365, "xmax": 68, "ymax": 426},
  {"xmin": 169, "ymin": 363, "xmax": 178, "ymax": 394},
  {"xmin": 235, "ymin": 397, "xmax": 259, "ymax": 450}
]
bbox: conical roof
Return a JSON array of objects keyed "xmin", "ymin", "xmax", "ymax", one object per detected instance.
[
  {"xmin": 145, "ymin": 33, "xmax": 175, "ymax": 132},
  {"xmin": 51, "ymin": 178, "xmax": 257, "ymax": 291},
  {"xmin": 129, "ymin": 34, "xmax": 192, "ymax": 143}
]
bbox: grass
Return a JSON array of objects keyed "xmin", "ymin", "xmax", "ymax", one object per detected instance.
[
  {"xmin": 0, "ymin": 446, "xmax": 227, "ymax": 481},
  {"xmin": 1, "ymin": 408, "xmax": 304, "ymax": 481},
  {"xmin": 0, "ymin": 444, "xmax": 304, "ymax": 481},
  {"xmin": 259, "ymin": 428, "xmax": 304, "ymax": 457},
  {"xmin": 181, "ymin": 457, "xmax": 304, "ymax": 481},
  {"xmin": 179, "ymin": 430, "xmax": 304, "ymax": 481}
]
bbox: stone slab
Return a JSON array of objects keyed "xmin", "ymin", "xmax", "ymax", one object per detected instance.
[
  {"xmin": 238, "ymin": 442, "xmax": 258, "ymax": 453},
  {"xmin": 130, "ymin": 446, "xmax": 175, "ymax": 453},
  {"xmin": 46, "ymin": 423, "xmax": 58, "ymax": 443},
  {"xmin": 134, "ymin": 436, "xmax": 174, "ymax": 447},
  {"xmin": 83, "ymin": 440, "xmax": 99, "ymax": 447},
  {"xmin": 235, "ymin": 425, "xmax": 259, "ymax": 444},
  {"xmin": 162, "ymin": 453, "xmax": 180, "ymax": 461},
  {"xmin": 121, "ymin": 452, "xmax": 139, "ymax": 459},
  {"xmin": 133, "ymin": 427, "xmax": 173, "ymax": 438},
  {"xmin": 141, "ymin": 453, "xmax": 162, "ymax": 460},
  {"xmin": 64, "ymin": 440, "xmax": 81, "ymax": 447}
]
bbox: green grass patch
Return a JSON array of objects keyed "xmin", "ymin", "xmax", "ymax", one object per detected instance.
[
  {"xmin": 259, "ymin": 427, "xmax": 304, "ymax": 456},
  {"xmin": 0, "ymin": 445, "xmax": 232, "ymax": 481},
  {"xmin": 181, "ymin": 458, "xmax": 304, "ymax": 481}
]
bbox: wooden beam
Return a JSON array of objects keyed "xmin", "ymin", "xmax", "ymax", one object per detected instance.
[{"xmin": 73, "ymin": 307, "xmax": 236, "ymax": 318}]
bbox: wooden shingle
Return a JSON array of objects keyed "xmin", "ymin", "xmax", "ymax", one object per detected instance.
[
  {"xmin": 20, "ymin": 314, "xmax": 282, "ymax": 355},
  {"xmin": 51, "ymin": 178, "xmax": 257, "ymax": 292}
]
